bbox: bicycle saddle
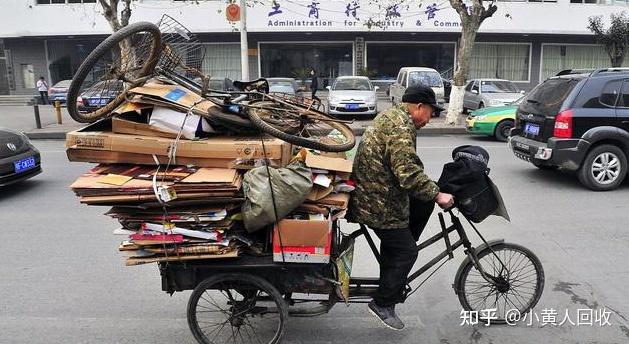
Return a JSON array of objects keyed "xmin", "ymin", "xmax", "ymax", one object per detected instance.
[{"xmin": 232, "ymin": 78, "xmax": 270, "ymax": 94}]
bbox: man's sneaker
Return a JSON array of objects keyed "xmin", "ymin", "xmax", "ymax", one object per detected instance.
[{"xmin": 368, "ymin": 300, "xmax": 405, "ymax": 330}]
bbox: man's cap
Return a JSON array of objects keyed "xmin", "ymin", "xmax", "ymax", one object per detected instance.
[{"xmin": 402, "ymin": 84, "xmax": 446, "ymax": 113}]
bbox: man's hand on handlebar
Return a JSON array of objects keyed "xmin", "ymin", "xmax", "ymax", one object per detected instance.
[{"xmin": 434, "ymin": 192, "xmax": 455, "ymax": 210}]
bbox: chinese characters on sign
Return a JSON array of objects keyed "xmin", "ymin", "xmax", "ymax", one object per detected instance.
[
  {"xmin": 345, "ymin": 1, "xmax": 360, "ymax": 20},
  {"xmin": 425, "ymin": 3, "xmax": 440, "ymax": 20},
  {"xmin": 264, "ymin": 1, "xmax": 461, "ymax": 29},
  {"xmin": 307, "ymin": 1, "xmax": 320, "ymax": 19},
  {"xmin": 268, "ymin": 1, "xmax": 283, "ymax": 16},
  {"xmin": 460, "ymin": 308, "xmax": 613, "ymax": 327}
]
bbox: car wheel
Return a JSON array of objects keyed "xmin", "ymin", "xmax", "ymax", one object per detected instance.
[
  {"xmin": 478, "ymin": 102, "xmax": 485, "ymax": 109},
  {"xmin": 578, "ymin": 144, "xmax": 627, "ymax": 191},
  {"xmin": 494, "ymin": 120, "xmax": 514, "ymax": 142}
]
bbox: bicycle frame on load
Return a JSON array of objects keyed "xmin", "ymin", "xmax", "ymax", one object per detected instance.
[{"xmin": 158, "ymin": 210, "xmax": 492, "ymax": 309}]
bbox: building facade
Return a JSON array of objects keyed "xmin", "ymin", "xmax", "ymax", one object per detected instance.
[{"xmin": 0, "ymin": 0, "xmax": 628, "ymax": 95}]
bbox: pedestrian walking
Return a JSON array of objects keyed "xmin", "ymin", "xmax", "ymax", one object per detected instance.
[
  {"xmin": 310, "ymin": 69, "xmax": 321, "ymax": 103},
  {"xmin": 37, "ymin": 76, "xmax": 49, "ymax": 105}
]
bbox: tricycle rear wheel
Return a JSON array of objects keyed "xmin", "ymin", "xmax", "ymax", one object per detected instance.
[{"xmin": 187, "ymin": 273, "xmax": 288, "ymax": 344}]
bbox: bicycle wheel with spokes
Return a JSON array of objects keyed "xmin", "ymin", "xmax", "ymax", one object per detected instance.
[
  {"xmin": 187, "ymin": 273, "xmax": 288, "ymax": 344},
  {"xmin": 245, "ymin": 100, "xmax": 356, "ymax": 152},
  {"xmin": 66, "ymin": 22, "xmax": 162, "ymax": 123},
  {"xmin": 455, "ymin": 242, "xmax": 544, "ymax": 324}
]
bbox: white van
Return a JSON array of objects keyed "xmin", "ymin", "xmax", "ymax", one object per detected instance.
[{"xmin": 389, "ymin": 67, "xmax": 445, "ymax": 109}]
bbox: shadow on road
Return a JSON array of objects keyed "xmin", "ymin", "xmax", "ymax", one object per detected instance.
[{"xmin": 0, "ymin": 179, "xmax": 45, "ymax": 201}]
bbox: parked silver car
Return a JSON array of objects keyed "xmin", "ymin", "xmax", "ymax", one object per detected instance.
[
  {"xmin": 267, "ymin": 77, "xmax": 299, "ymax": 95},
  {"xmin": 326, "ymin": 76, "xmax": 379, "ymax": 117},
  {"xmin": 463, "ymin": 79, "xmax": 524, "ymax": 112}
]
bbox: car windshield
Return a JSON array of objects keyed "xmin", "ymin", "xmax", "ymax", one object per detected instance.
[
  {"xmin": 481, "ymin": 81, "xmax": 518, "ymax": 93},
  {"xmin": 53, "ymin": 80, "xmax": 71, "ymax": 88},
  {"xmin": 333, "ymin": 78, "xmax": 372, "ymax": 91},
  {"xmin": 408, "ymin": 71, "xmax": 442, "ymax": 88}
]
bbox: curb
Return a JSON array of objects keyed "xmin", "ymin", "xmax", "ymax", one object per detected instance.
[
  {"xmin": 25, "ymin": 127, "xmax": 468, "ymax": 140},
  {"xmin": 25, "ymin": 131, "xmax": 69, "ymax": 140}
]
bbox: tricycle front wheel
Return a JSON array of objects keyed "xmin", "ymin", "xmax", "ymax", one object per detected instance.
[
  {"xmin": 187, "ymin": 273, "xmax": 288, "ymax": 344},
  {"xmin": 454, "ymin": 242, "xmax": 545, "ymax": 324}
]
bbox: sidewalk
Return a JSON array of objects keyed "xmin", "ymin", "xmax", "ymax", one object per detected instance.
[{"xmin": 0, "ymin": 104, "xmax": 466, "ymax": 140}]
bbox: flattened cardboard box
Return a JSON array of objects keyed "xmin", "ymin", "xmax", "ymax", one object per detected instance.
[
  {"xmin": 66, "ymin": 149, "xmax": 284, "ymax": 169},
  {"xmin": 111, "ymin": 113, "xmax": 178, "ymax": 139},
  {"xmin": 66, "ymin": 119, "xmax": 292, "ymax": 165}
]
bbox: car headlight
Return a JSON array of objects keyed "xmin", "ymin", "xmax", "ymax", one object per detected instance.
[
  {"xmin": 474, "ymin": 115, "xmax": 487, "ymax": 121},
  {"xmin": 328, "ymin": 95, "xmax": 339, "ymax": 104}
]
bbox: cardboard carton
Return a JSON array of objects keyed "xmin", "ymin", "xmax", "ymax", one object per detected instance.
[
  {"xmin": 272, "ymin": 214, "xmax": 331, "ymax": 264},
  {"xmin": 66, "ymin": 119, "xmax": 293, "ymax": 165},
  {"xmin": 112, "ymin": 112, "xmax": 179, "ymax": 139}
]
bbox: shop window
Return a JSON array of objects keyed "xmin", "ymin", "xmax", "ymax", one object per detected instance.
[
  {"xmin": 21, "ymin": 64, "xmax": 35, "ymax": 89},
  {"xmin": 260, "ymin": 43, "xmax": 353, "ymax": 88},
  {"xmin": 366, "ymin": 43, "xmax": 455, "ymax": 80},
  {"xmin": 541, "ymin": 44, "xmax": 629, "ymax": 81},
  {"xmin": 468, "ymin": 43, "xmax": 530, "ymax": 82}
]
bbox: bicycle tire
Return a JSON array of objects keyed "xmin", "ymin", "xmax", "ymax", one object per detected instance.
[
  {"xmin": 455, "ymin": 242, "xmax": 545, "ymax": 324},
  {"xmin": 66, "ymin": 22, "xmax": 162, "ymax": 123},
  {"xmin": 246, "ymin": 100, "xmax": 356, "ymax": 152},
  {"xmin": 187, "ymin": 273, "xmax": 288, "ymax": 344}
]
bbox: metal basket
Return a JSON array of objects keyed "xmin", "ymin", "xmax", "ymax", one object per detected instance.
[{"xmin": 156, "ymin": 14, "xmax": 206, "ymax": 79}]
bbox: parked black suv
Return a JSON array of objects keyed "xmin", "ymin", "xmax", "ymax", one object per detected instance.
[{"xmin": 510, "ymin": 68, "xmax": 629, "ymax": 191}]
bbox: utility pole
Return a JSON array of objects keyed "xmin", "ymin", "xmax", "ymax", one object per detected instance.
[{"xmin": 239, "ymin": 0, "xmax": 249, "ymax": 81}]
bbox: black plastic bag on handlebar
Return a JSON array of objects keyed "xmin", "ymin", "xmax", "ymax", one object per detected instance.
[
  {"xmin": 437, "ymin": 145, "xmax": 509, "ymax": 223},
  {"xmin": 232, "ymin": 78, "xmax": 270, "ymax": 94}
]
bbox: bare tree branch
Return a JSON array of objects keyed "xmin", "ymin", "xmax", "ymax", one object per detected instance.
[{"xmin": 449, "ymin": 0, "xmax": 469, "ymax": 22}]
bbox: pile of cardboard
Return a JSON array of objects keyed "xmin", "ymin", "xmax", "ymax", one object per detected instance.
[
  {"xmin": 66, "ymin": 79, "xmax": 355, "ymax": 266},
  {"xmin": 272, "ymin": 150, "xmax": 354, "ymax": 264}
]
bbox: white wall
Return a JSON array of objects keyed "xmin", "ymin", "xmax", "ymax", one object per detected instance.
[{"xmin": 0, "ymin": 0, "xmax": 627, "ymax": 37}]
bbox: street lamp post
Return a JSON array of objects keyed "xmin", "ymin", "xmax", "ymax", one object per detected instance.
[{"xmin": 239, "ymin": 0, "xmax": 249, "ymax": 81}]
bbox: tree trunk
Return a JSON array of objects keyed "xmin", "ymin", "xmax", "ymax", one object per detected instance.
[
  {"xmin": 446, "ymin": 24, "xmax": 479, "ymax": 125},
  {"xmin": 611, "ymin": 56, "xmax": 624, "ymax": 68}
]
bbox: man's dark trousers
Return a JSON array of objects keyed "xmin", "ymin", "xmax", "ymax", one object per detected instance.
[{"xmin": 371, "ymin": 198, "xmax": 435, "ymax": 307}]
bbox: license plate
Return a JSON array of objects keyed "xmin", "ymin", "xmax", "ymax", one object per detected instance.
[
  {"xmin": 345, "ymin": 104, "xmax": 359, "ymax": 109},
  {"xmin": 89, "ymin": 98, "xmax": 109, "ymax": 106},
  {"xmin": 524, "ymin": 123, "xmax": 540, "ymax": 136},
  {"xmin": 14, "ymin": 156, "xmax": 36, "ymax": 173}
]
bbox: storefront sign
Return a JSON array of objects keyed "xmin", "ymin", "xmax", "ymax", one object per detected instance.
[{"xmin": 247, "ymin": 1, "xmax": 464, "ymax": 32}]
